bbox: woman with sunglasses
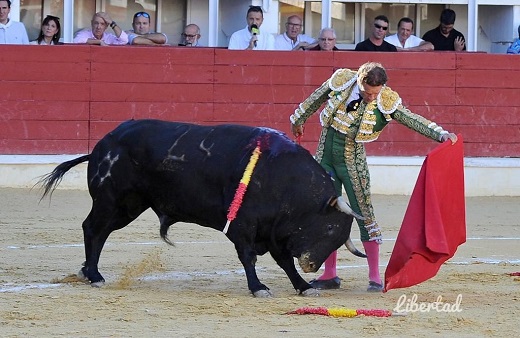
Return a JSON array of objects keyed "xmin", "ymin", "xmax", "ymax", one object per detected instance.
[
  {"xmin": 30, "ymin": 15, "xmax": 61, "ymax": 45},
  {"xmin": 355, "ymin": 15, "xmax": 397, "ymax": 52}
]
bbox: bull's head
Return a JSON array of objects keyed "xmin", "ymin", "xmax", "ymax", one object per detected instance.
[{"xmin": 296, "ymin": 196, "xmax": 365, "ymax": 273}]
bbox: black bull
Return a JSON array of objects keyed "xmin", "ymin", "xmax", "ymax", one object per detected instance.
[{"xmin": 40, "ymin": 119, "xmax": 364, "ymax": 297}]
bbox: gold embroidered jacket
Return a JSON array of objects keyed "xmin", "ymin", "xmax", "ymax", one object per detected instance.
[{"xmin": 290, "ymin": 68, "xmax": 449, "ymax": 143}]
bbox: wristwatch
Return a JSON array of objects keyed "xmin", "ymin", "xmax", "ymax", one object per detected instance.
[{"xmin": 110, "ymin": 21, "xmax": 117, "ymax": 29}]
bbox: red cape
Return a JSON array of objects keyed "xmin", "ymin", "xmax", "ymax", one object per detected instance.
[{"xmin": 384, "ymin": 135, "xmax": 466, "ymax": 292}]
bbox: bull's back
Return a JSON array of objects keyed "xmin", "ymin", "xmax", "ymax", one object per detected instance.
[
  {"xmin": 89, "ymin": 120, "xmax": 276, "ymax": 216},
  {"xmin": 88, "ymin": 119, "xmax": 334, "ymax": 226},
  {"xmin": 114, "ymin": 119, "xmax": 259, "ymax": 168}
]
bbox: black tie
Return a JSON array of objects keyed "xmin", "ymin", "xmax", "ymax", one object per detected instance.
[{"xmin": 346, "ymin": 96, "xmax": 363, "ymax": 113}]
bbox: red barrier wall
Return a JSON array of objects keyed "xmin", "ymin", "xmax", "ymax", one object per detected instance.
[{"xmin": 1, "ymin": 45, "xmax": 518, "ymax": 157}]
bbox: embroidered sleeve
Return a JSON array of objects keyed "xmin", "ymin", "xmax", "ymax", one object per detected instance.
[
  {"xmin": 392, "ymin": 106, "xmax": 449, "ymax": 142},
  {"xmin": 289, "ymin": 79, "xmax": 331, "ymax": 125}
]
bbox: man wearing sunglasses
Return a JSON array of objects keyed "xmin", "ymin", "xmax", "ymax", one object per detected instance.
[
  {"xmin": 127, "ymin": 11, "xmax": 167, "ymax": 45},
  {"xmin": 355, "ymin": 15, "xmax": 397, "ymax": 52}
]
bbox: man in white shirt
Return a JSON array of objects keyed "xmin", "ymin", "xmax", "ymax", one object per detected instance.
[
  {"xmin": 0, "ymin": 0, "xmax": 29, "ymax": 44},
  {"xmin": 228, "ymin": 6, "xmax": 274, "ymax": 50},
  {"xmin": 274, "ymin": 15, "xmax": 314, "ymax": 51},
  {"xmin": 385, "ymin": 17, "xmax": 433, "ymax": 51}
]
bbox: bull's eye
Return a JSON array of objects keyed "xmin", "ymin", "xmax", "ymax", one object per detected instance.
[{"xmin": 327, "ymin": 224, "xmax": 334, "ymax": 232}]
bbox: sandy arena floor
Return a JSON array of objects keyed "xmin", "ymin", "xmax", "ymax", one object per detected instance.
[{"xmin": 1, "ymin": 188, "xmax": 518, "ymax": 337}]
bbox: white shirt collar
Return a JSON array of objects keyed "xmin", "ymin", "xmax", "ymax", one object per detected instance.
[{"xmin": 0, "ymin": 19, "xmax": 12, "ymax": 28}]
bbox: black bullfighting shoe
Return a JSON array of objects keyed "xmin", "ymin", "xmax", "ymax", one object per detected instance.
[
  {"xmin": 367, "ymin": 281, "xmax": 383, "ymax": 292},
  {"xmin": 309, "ymin": 277, "xmax": 341, "ymax": 289}
]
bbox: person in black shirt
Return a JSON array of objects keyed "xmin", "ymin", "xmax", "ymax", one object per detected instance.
[
  {"xmin": 355, "ymin": 15, "xmax": 397, "ymax": 52},
  {"xmin": 422, "ymin": 8, "xmax": 466, "ymax": 51}
]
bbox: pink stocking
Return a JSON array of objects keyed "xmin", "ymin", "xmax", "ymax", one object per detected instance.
[
  {"xmin": 317, "ymin": 250, "xmax": 338, "ymax": 280},
  {"xmin": 362, "ymin": 241, "xmax": 381, "ymax": 284}
]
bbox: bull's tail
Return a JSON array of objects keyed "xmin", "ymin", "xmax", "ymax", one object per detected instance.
[
  {"xmin": 160, "ymin": 223, "xmax": 173, "ymax": 246},
  {"xmin": 158, "ymin": 215, "xmax": 175, "ymax": 246},
  {"xmin": 345, "ymin": 238, "xmax": 367, "ymax": 258},
  {"xmin": 38, "ymin": 154, "xmax": 90, "ymax": 200}
]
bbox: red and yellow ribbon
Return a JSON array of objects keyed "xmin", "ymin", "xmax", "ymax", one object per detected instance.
[
  {"xmin": 223, "ymin": 141, "xmax": 262, "ymax": 234},
  {"xmin": 287, "ymin": 306, "xmax": 393, "ymax": 318}
]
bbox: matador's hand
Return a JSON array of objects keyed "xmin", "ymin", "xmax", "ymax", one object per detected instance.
[
  {"xmin": 291, "ymin": 124, "xmax": 304, "ymax": 138},
  {"xmin": 441, "ymin": 133, "xmax": 458, "ymax": 144}
]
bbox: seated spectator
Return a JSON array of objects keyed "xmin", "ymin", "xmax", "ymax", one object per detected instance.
[
  {"xmin": 30, "ymin": 15, "xmax": 61, "ymax": 45},
  {"xmin": 0, "ymin": 0, "xmax": 29, "ymax": 44},
  {"xmin": 506, "ymin": 25, "xmax": 520, "ymax": 54},
  {"xmin": 274, "ymin": 15, "xmax": 315, "ymax": 51},
  {"xmin": 385, "ymin": 17, "xmax": 433, "ymax": 51},
  {"xmin": 126, "ymin": 11, "xmax": 167, "ymax": 45},
  {"xmin": 73, "ymin": 12, "xmax": 128, "ymax": 45},
  {"xmin": 179, "ymin": 24, "xmax": 203, "ymax": 47},
  {"xmin": 304, "ymin": 27, "xmax": 338, "ymax": 51},
  {"xmin": 355, "ymin": 15, "xmax": 397, "ymax": 52},
  {"xmin": 228, "ymin": 5, "xmax": 274, "ymax": 50},
  {"xmin": 422, "ymin": 9, "xmax": 465, "ymax": 51}
]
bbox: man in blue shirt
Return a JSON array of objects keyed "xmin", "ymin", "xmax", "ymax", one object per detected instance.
[{"xmin": 506, "ymin": 25, "xmax": 520, "ymax": 54}]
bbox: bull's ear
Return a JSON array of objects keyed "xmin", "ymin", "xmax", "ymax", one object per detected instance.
[{"xmin": 319, "ymin": 196, "xmax": 337, "ymax": 214}]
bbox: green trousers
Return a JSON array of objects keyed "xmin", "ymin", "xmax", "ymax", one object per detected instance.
[{"xmin": 318, "ymin": 127, "xmax": 376, "ymax": 241}]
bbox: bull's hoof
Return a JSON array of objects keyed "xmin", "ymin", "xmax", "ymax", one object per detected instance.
[
  {"xmin": 77, "ymin": 269, "xmax": 88, "ymax": 281},
  {"xmin": 301, "ymin": 288, "xmax": 320, "ymax": 297},
  {"xmin": 253, "ymin": 289, "xmax": 274, "ymax": 298},
  {"xmin": 91, "ymin": 280, "xmax": 105, "ymax": 288}
]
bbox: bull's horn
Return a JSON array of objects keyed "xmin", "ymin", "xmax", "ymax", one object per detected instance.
[
  {"xmin": 336, "ymin": 196, "xmax": 365, "ymax": 220},
  {"xmin": 345, "ymin": 238, "xmax": 367, "ymax": 258}
]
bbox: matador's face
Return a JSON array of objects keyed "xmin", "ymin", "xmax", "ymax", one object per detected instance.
[{"xmin": 359, "ymin": 82, "xmax": 382, "ymax": 103}]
